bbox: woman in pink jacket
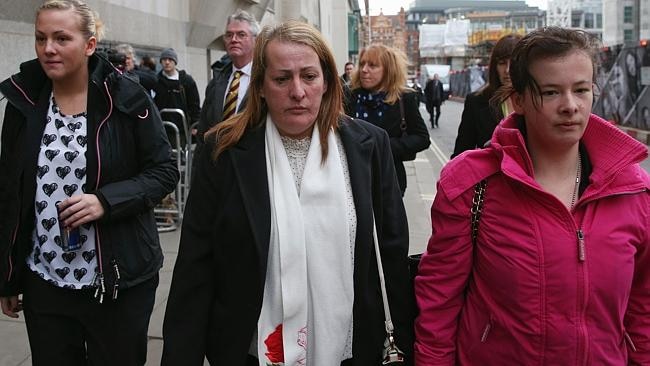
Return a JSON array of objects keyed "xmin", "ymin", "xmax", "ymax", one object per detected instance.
[{"xmin": 415, "ymin": 27, "xmax": 650, "ymax": 365}]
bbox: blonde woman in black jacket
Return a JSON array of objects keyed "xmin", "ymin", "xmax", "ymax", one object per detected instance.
[
  {"xmin": 345, "ymin": 45, "xmax": 430, "ymax": 195},
  {"xmin": 0, "ymin": 1, "xmax": 178, "ymax": 364}
]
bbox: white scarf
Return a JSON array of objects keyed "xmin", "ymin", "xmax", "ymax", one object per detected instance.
[{"xmin": 258, "ymin": 116, "xmax": 354, "ymax": 365}]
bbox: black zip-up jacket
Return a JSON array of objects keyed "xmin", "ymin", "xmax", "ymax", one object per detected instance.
[{"xmin": 0, "ymin": 54, "xmax": 179, "ymax": 299}]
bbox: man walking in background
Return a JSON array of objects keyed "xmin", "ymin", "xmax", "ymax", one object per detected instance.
[
  {"xmin": 425, "ymin": 73, "xmax": 444, "ymax": 128},
  {"xmin": 193, "ymin": 9, "xmax": 260, "ymax": 163}
]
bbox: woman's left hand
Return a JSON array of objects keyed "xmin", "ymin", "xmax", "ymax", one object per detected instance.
[{"xmin": 58, "ymin": 194, "xmax": 105, "ymax": 229}]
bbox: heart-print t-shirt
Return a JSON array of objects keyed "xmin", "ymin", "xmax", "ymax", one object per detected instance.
[{"xmin": 27, "ymin": 94, "xmax": 98, "ymax": 289}]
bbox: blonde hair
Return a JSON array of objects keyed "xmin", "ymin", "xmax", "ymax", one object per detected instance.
[
  {"xmin": 351, "ymin": 44, "xmax": 410, "ymax": 104},
  {"xmin": 208, "ymin": 20, "xmax": 343, "ymax": 161},
  {"xmin": 37, "ymin": 0, "xmax": 105, "ymax": 41}
]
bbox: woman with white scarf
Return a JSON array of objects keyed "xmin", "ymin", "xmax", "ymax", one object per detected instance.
[{"xmin": 162, "ymin": 21, "xmax": 414, "ymax": 365}]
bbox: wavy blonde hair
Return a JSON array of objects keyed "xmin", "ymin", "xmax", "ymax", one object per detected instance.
[
  {"xmin": 207, "ymin": 20, "xmax": 343, "ymax": 161},
  {"xmin": 37, "ymin": 0, "xmax": 104, "ymax": 41},
  {"xmin": 351, "ymin": 44, "xmax": 410, "ymax": 105}
]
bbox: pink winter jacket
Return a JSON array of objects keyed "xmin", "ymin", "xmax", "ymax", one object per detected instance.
[{"xmin": 415, "ymin": 114, "xmax": 650, "ymax": 365}]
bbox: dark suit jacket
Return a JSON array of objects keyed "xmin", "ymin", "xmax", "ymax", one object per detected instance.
[
  {"xmin": 162, "ymin": 117, "xmax": 414, "ymax": 365},
  {"xmin": 424, "ymin": 79, "xmax": 444, "ymax": 111},
  {"xmin": 193, "ymin": 56, "xmax": 250, "ymax": 170},
  {"xmin": 451, "ymin": 91, "xmax": 503, "ymax": 159}
]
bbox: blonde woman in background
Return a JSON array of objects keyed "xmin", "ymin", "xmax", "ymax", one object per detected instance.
[{"xmin": 345, "ymin": 44, "xmax": 430, "ymax": 195}]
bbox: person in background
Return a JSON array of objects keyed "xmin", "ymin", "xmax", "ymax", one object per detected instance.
[
  {"xmin": 0, "ymin": 1, "xmax": 178, "ymax": 364},
  {"xmin": 451, "ymin": 34, "xmax": 522, "ymax": 158},
  {"xmin": 424, "ymin": 73, "xmax": 444, "ymax": 128},
  {"xmin": 341, "ymin": 61, "xmax": 354, "ymax": 85},
  {"xmin": 415, "ymin": 27, "xmax": 649, "ymax": 365},
  {"xmin": 114, "ymin": 43, "xmax": 157, "ymax": 94},
  {"xmin": 641, "ymin": 105, "xmax": 650, "ymax": 130},
  {"xmin": 140, "ymin": 55, "xmax": 157, "ymax": 72},
  {"xmin": 193, "ymin": 9, "xmax": 259, "ymax": 164},
  {"xmin": 162, "ymin": 20, "xmax": 413, "ymax": 366},
  {"xmin": 411, "ymin": 78, "xmax": 424, "ymax": 104},
  {"xmin": 154, "ymin": 47, "xmax": 201, "ymax": 147},
  {"xmin": 345, "ymin": 44, "xmax": 430, "ymax": 195}
]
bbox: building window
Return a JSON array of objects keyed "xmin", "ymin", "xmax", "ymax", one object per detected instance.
[
  {"xmin": 624, "ymin": 29, "xmax": 633, "ymax": 41},
  {"xmin": 596, "ymin": 13, "xmax": 602, "ymax": 28},
  {"xmin": 623, "ymin": 6, "xmax": 633, "ymax": 23},
  {"xmin": 572, "ymin": 13, "xmax": 581, "ymax": 28},
  {"xmin": 584, "ymin": 13, "xmax": 594, "ymax": 29}
]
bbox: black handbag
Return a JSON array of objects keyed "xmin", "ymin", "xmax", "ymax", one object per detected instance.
[
  {"xmin": 408, "ymin": 179, "xmax": 487, "ymax": 282},
  {"xmin": 398, "ymin": 98, "xmax": 417, "ymax": 162}
]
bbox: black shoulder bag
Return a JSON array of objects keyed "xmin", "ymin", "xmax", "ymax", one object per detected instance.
[
  {"xmin": 408, "ymin": 179, "xmax": 487, "ymax": 282},
  {"xmin": 398, "ymin": 98, "xmax": 417, "ymax": 162}
]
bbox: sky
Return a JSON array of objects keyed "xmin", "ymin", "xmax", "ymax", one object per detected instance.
[{"xmin": 361, "ymin": 0, "xmax": 548, "ymax": 16}]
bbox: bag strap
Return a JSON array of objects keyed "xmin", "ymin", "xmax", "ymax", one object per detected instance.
[
  {"xmin": 372, "ymin": 214, "xmax": 405, "ymax": 364},
  {"xmin": 398, "ymin": 98, "xmax": 407, "ymax": 132},
  {"xmin": 372, "ymin": 213, "xmax": 394, "ymax": 335},
  {"xmin": 471, "ymin": 179, "xmax": 487, "ymax": 246}
]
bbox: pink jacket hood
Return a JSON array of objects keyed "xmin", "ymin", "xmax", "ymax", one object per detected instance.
[{"xmin": 415, "ymin": 113, "xmax": 650, "ymax": 365}]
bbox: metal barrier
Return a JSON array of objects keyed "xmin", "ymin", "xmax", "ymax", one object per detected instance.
[{"xmin": 154, "ymin": 109, "xmax": 192, "ymax": 232}]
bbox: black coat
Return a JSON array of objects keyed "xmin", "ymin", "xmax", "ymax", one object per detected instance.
[
  {"xmin": 193, "ymin": 55, "xmax": 249, "ymax": 170},
  {"xmin": 345, "ymin": 90, "xmax": 430, "ymax": 192},
  {"xmin": 424, "ymin": 79, "xmax": 444, "ymax": 111},
  {"xmin": 0, "ymin": 54, "xmax": 179, "ymax": 296},
  {"xmin": 451, "ymin": 91, "xmax": 503, "ymax": 159},
  {"xmin": 154, "ymin": 69, "xmax": 201, "ymax": 138},
  {"xmin": 131, "ymin": 65, "xmax": 158, "ymax": 94},
  {"xmin": 162, "ymin": 117, "xmax": 414, "ymax": 365}
]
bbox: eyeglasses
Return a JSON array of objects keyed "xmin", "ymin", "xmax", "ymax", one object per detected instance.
[{"xmin": 224, "ymin": 31, "xmax": 250, "ymax": 41}]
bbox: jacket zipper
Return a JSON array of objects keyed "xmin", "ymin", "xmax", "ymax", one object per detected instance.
[
  {"xmin": 91, "ymin": 80, "xmax": 114, "ymax": 303},
  {"xmin": 575, "ymin": 227, "xmax": 590, "ymax": 365},
  {"xmin": 577, "ymin": 229, "xmax": 585, "ymax": 262},
  {"xmin": 480, "ymin": 315, "xmax": 493, "ymax": 343},
  {"xmin": 624, "ymin": 330, "xmax": 637, "ymax": 352},
  {"xmin": 9, "ymin": 76, "xmax": 36, "ymax": 106},
  {"xmin": 5, "ymin": 223, "xmax": 19, "ymax": 282},
  {"xmin": 4, "ymin": 78, "xmax": 31, "ymax": 284}
]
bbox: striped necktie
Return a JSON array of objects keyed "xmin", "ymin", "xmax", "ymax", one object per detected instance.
[{"xmin": 222, "ymin": 70, "xmax": 243, "ymax": 121}]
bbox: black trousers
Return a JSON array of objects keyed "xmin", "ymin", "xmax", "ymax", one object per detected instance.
[
  {"xmin": 22, "ymin": 270, "xmax": 158, "ymax": 366},
  {"xmin": 430, "ymin": 102, "xmax": 441, "ymax": 125}
]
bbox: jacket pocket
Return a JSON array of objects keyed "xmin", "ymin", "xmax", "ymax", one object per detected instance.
[{"xmin": 480, "ymin": 314, "xmax": 493, "ymax": 343}]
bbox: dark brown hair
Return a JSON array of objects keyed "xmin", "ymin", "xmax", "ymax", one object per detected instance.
[
  {"xmin": 497, "ymin": 27, "xmax": 600, "ymax": 109},
  {"xmin": 480, "ymin": 34, "xmax": 522, "ymax": 98}
]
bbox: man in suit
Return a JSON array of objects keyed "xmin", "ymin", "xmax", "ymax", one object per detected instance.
[
  {"xmin": 193, "ymin": 9, "xmax": 260, "ymax": 164},
  {"xmin": 424, "ymin": 73, "xmax": 444, "ymax": 128}
]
